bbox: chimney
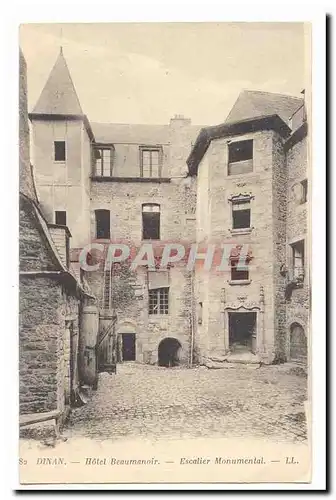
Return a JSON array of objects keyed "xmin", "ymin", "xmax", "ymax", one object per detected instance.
[{"xmin": 170, "ymin": 114, "xmax": 191, "ymax": 127}]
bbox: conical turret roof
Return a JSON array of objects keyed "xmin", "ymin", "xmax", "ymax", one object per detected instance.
[{"xmin": 32, "ymin": 48, "xmax": 83, "ymax": 115}]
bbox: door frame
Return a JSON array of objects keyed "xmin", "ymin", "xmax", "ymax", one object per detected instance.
[
  {"xmin": 228, "ymin": 311, "xmax": 257, "ymax": 354},
  {"xmin": 121, "ymin": 332, "xmax": 136, "ymax": 361},
  {"xmin": 224, "ymin": 305, "xmax": 262, "ymax": 354}
]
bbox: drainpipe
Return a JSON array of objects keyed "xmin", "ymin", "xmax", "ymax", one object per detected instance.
[{"xmin": 189, "ymin": 271, "xmax": 195, "ymax": 367}]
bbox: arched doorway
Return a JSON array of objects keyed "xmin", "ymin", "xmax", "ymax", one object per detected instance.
[
  {"xmin": 290, "ymin": 323, "xmax": 307, "ymax": 363},
  {"xmin": 158, "ymin": 338, "xmax": 182, "ymax": 367}
]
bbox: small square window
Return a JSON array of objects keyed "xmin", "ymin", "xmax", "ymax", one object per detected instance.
[
  {"xmin": 231, "ymin": 266, "xmax": 249, "ymax": 281},
  {"xmin": 55, "ymin": 211, "xmax": 67, "ymax": 226},
  {"xmin": 54, "ymin": 141, "xmax": 66, "ymax": 162}
]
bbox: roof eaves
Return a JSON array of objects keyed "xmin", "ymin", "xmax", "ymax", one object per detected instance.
[
  {"xmin": 20, "ymin": 193, "xmax": 93, "ymax": 299},
  {"xmin": 187, "ymin": 114, "xmax": 291, "ymax": 176},
  {"xmin": 284, "ymin": 120, "xmax": 308, "ymax": 152},
  {"xmin": 28, "ymin": 113, "xmax": 95, "ymax": 142}
]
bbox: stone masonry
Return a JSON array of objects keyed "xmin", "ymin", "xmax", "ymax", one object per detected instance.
[{"xmin": 27, "ymin": 51, "xmax": 310, "ymax": 368}]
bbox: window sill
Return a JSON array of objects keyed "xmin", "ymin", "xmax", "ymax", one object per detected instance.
[
  {"xmin": 229, "ymin": 227, "xmax": 253, "ymax": 235},
  {"xmin": 226, "ymin": 171, "xmax": 256, "ymax": 179},
  {"xmin": 54, "ymin": 160, "xmax": 66, "ymax": 164},
  {"xmin": 91, "ymin": 176, "xmax": 171, "ymax": 183},
  {"xmin": 228, "ymin": 279, "xmax": 251, "ymax": 286}
]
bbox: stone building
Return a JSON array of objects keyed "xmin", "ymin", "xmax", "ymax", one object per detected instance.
[
  {"xmin": 27, "ymin": 50, "xmax": 309, "ymax": 368},
  {"xmin": 187, "ymin": 90, "xmax": 309, "ymax": 365},
  {"xmin": 19, "ymin": 49, "xmax": 99, "ymax": 430}
]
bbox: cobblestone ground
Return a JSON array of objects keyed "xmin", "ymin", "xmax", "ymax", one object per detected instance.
[{"xmin": 65, "ymin": 363, "xmax": 307, "ymax": 443}]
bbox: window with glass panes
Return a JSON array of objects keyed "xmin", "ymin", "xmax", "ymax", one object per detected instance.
[
  {"xmin": 93, "ymin": 146, "xmax": 114, "ymax": 177},
  {"xmin": 291, "ymin": 240, "xmax": 305, "ymax": 279},
  {"xmin": 232, "ymin": 199, "xmax": 251, "ymax": 229},
  {"xmin": 140, "ymin": 147, "xmax": 162, "ymax": 177},
  {"xmin": 149, "ymin": 287, "xmax": 169, "ymax": 314}
]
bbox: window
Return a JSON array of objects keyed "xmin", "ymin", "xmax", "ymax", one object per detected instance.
[
  {"xmin": 231, "ymin": 265, "xmax": 249, "ymax": 281},
  {"xmin": 232, "ymin": 200, "xmax": 251, "ymax": 229},
  {"xmin": 228, "ymin": 140, "xmax": 253, "ymax": 175},
  {"xmin": 149, "ymin": 287, "xmax": 169, "ymax": 315},
  {"xmin": 55, "ymin": 211, "xmax": 67, "ymax": 226},
  {"xmin": 54, "ymin": 141, "xmax": 66, "ymax": 162},
  {"xmin": 198, "ymin": 302, "xmax": 203, "ymax": 325},
  {"xmin": 95, "ymin": 209, "xmax": 110, "ymax": 239},
  {"xmin": 140, "ymin": 147, "xmax": 162, "ymax": 177},
  {"xmin": 142, "ymin": 204, "xmax": 160, "ymax": 240},
  {"xmin": 291, "ymin": 240, "xmax": 305, "ymax": 280},
  {"xmin": 93, "ymin": 146, "xmax": 114, "ymax": 177},
  {"xmin": 300, "ymin": 179, "xmax": 308, "ymax": 204}
]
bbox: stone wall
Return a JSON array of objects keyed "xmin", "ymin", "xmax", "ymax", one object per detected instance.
[
  {"xmin": 90, "ymin": 178, "xmax": 196, "ymax": 244},
  {"xmin": 272, "ymin": 133, "xmax": 288, "ymax": 360},
  {"xmin": 19, "ymin": 277, "xmax": 63, "ymax": 414},
  {"xmin": 195, "ymin": 131, "xmax": 277, "ymax": 363},
  {"xmin": 87, "ymin": 262, "xmax": 193, "ymax": 366},
  {"xmin": 19, "ymin": 275, "xmax": 81, "ymax": 415},
  {"xmin": 19, "ymin": 195, "xmax": 82, "ymax": 414},
  {"xmin": 285, "ymin": 135, "xmax": 310, "ymax": 358},
  {"xmin": 86, "ymin": 170, "xmax": 197, "ymax": 365}
]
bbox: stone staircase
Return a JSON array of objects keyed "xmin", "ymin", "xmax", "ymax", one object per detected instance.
[{"xmin": 205, "ymin": 352, "xmax": 261, "ymax": 369}]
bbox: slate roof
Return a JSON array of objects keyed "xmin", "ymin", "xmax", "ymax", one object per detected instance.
[
  {"xmin": 92, "ymin": 123, "xmax": 170, "ymax": 145},
  {"xmin": 225, "ymin": 90, "xmax": 304, "ymax": 126},
  {"xmin": 32, "ymin": 48, "xmax": 83, "ymax": 115},
  {"xmin": 91, "ymin": 122, "xmax": 202, "ymax": 145}
]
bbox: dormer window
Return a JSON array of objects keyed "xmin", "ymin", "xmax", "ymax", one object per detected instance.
[
  {"xmin": 228, "ymin": 140, "xmax": 253, "ymax": 176},
  {"xmin": 93, "ymin": 145, "xmax": 115, "ymax": 177},
  {"xmin": 140, "ymin": 146, "xmax": 162, "ymax": 178}
]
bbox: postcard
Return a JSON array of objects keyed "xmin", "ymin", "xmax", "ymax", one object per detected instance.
[{"xmin": 18, "ymin": 21, "xmax": 315, "ymax": 486}]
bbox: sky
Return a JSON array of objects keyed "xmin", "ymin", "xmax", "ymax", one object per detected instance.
[{"xmin": 20, "ymin": 23, "xmax": 309, "ymax": 126}]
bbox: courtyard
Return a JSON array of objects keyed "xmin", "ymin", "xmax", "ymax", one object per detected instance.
[{"xmin": 64, "ymin": 362, "xmax": 307, "ymax": 443}]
